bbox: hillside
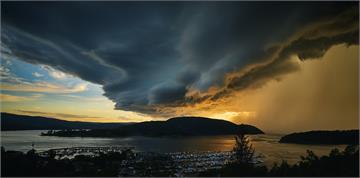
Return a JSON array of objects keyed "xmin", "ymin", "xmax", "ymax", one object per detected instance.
[
  {"xmin": 279, "ymin": 130, "xmax": 359, "ymax": 145},
  {"xmin": 1, "ymin": 113, "xmax": 131, "ymax": 131},
  {"xmin": 42, "ymin": 116, "xmax": 264, "ymax": 137}
]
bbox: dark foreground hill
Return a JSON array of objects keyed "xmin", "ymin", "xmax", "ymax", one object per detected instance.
[
  {"xmin": 279, "ymin": 130, "xmax": 359, "ymax": 145},
  {"xmin": 1, "ymin": 113, "xmax": 131, "ymax": 131},
  {"xmin": 42, "ymin": 116, "xmax": 264, "ymax": 137}
]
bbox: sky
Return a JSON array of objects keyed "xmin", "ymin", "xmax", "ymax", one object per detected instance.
[{"xmin": 0, "ymin": 2, "xmax": 359, "ymax": 133}]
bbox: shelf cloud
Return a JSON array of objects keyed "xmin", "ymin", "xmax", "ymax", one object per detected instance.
[{"xmin": 1, "ymin": 2, "xmax": 358, "ymax": 117}]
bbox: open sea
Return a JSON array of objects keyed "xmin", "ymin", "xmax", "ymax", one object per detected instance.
[{"xmin": 1, "ymin": 130, "xmax": 346, "ymax": 167}]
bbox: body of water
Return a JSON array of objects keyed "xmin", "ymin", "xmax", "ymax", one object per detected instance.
[{"xmin": 1, "ymin": 130, "xmax": 347, "ymax": 167}]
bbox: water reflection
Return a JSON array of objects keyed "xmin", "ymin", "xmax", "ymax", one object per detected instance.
[
  {"xmin": 1, "ymin": 130, "xmax": 346, "ymax": 167},
  {"xmin": 248, "ymin": 134, "xmax": 346, "ymax": 166}
]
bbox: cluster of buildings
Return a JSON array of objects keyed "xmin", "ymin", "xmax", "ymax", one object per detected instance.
[
  {"xmin": 38, "ymin": 146, "xmax": 262, "ymax": 177},
  {"xmin": 118, "ymin": 151, "xmax": 236, "ymax": 176},
  {"xmin": 39, "ymin": 146, "xmax": 134, "ymax": 159},
  {"xmin": 167, "ymin": 151, "xmax": 233, "ymax": 175},
  {"xmin": 118, "ymin": 152, "xmax": 176, "ymax": 176}
]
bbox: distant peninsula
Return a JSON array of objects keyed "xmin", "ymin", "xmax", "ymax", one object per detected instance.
[
  {"xmin": 279, "ymin": 130, "xmax": 359, "ymax": 145},
  {"xmin": 1, "ymin": 113, "xmax": 131, "ymax": 131},
  {"xmin": 41, "ymin": 117, "xmax": 264, "ymax": 137}
]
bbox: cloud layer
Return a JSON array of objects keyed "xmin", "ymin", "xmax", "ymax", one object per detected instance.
[
  {"xmin": 0, "ymin": 93, "xmax": 43, "ymax": 102},
  {"xmin": 0, "ymin": 65, "xmax": 88, "ymax": 93},
  {"xmin": 1, "ymin": 2, "xmax": 358, "ymax": 117},
  {"xmin": 16, "ymin": 110, "xmax": 101, "ymax": 119}
]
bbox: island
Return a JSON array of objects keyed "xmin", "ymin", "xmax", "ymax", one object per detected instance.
[
  {"xmin": 41, "ymin": 117, "xmax": 264, "ymax": 137},
  {"xmin": 279, "ymin": 130, "xmax": 359, "ymax": 145}
]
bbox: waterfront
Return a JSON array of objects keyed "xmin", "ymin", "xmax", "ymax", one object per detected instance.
[
  {"xmin": 1, "ymin": 130, "xmax": 347, "ymax": 167},
  {"xmin": 35, "ymin": 146, "xmax": 261, "ymax": 176}
]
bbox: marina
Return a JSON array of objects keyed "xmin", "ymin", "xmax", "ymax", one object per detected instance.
[{"xmin": 36, "ymin": 146, "xmax": 263, "ymax": 176}]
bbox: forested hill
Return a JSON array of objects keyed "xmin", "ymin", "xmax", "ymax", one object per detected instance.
[
  {"xmin": 42, "ymin": 116, "xmax": 264, "ymax": 137},
  {"xmin": 279, "ymin": 130, "xmax": 359, "ymax": 145},
  {"xmin": 1, "ymin": 113, "xmax": 131, "ymax": 131}
]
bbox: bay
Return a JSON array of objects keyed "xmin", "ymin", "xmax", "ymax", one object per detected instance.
[{"xmin": 1, "ymin": 130, "xmax": 346, "ymax": 167}]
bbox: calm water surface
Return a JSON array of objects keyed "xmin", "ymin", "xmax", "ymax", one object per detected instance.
[{"xmin": 1, "ymin": 130, "xmax": 346, "ymax": 167}]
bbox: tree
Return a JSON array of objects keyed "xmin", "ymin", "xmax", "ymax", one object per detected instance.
[{"xmin": 232, "ymin": 134, "xmax": 255, "ymax": 164}]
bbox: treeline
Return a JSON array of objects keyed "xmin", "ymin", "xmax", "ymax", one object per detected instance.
[
  {"xmin": 200, "ymin": 144, "xmax": 359, "ymax": 177},
  {"xmin": 1, "ymin": 147, "xmax": 177, "ymax": 177},
  {"xmin": 1, "ymin": 147, "xmax": 134, "ymax": 177},
  {"xmin": 1, "ymin": 136, "xmax": 359, "ymax": 177},
  {"xmin": 268, "ymin": 146, "xmax": 359, "ymax": 176}
]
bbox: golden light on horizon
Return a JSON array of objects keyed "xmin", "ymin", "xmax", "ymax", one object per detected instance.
[{"xmin": 162, "ymin": 44, "xmax": 358, "ymax": 133}]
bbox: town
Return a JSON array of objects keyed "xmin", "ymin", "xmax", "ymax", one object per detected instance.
[{"xmin": 37, "ymin": 146, "xmax": 261, "ymax": 176}]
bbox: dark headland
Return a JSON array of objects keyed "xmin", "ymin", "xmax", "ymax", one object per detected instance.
[
  {"xmin": 279, "ymin": 130, "xmax": 359, "ymax": 145},
  {"xmin": 1, "ymin": 112, "xmax": 131, "ymax": 131},
  {"xmin": 41, "ymin": 116, "xmax": 264, "ymax": 137}
]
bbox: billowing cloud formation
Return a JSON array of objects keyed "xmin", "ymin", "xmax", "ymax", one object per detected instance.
[
  {"xmin": 1, "ymin": 65, "xmax": 88, "ymax": 94},
  {"xmin": 0, "ymin": 65, "xmax": 88, "ymax": 93},
  {"xmin": 207, "ymin": 7, "xmax": 359, "ymax": 101},
  {"xmin": 41, "ymin": 65, "xmax": 69, "ymax": 79},
  {"xmin": 1, "ymin": 2, "xmax": 358, "ymax": 116},
  {"xmin": 229, "ymin": 44, "xmax": 359, "ymax": 132}
]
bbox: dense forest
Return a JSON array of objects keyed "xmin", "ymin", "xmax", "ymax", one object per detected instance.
[
  {"xmin": 279, "ymin": 130, "xmax": 359, "ymax": 145},
  {"xmin": 200, "ymin": 145, "xmax": 359, "ymax": 176}
]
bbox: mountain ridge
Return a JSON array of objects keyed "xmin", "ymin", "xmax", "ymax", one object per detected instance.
[
  {"xmin": 42, "ymin": 116, "xmax": 264, "ymax": 137},
  {"xmin": 1, "ymin": 112, "xmax": 264, "ymax": 137},
  {"xmin": 1, "ymin": 112, "xmax": 132, "ymax": 131}
]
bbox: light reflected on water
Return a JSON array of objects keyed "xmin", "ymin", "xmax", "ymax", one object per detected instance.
[
  {"xmin": 247, "ymin": 134, "xmax": 346, "ymax": 166},
  {"xmin": 1, "ymin": 130, "xmax": 346, "ymax": 167}
]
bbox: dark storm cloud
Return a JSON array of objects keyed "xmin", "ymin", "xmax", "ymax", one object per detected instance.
[
  {"xmin": 213, "ymin": 7, "xmax": 359, "ymax": 100},
  {"xmin": 1, "ymin": 2, "xmax": 358, "ymax": 115},
  {"xmin": 149, "ymin": 82, "xmax": 186, "ymax": 105}
]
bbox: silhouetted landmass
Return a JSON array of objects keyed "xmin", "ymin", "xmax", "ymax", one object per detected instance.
[
  {"xmin": 1, "ymin": 113, "xmax": 132, "ymax": 131},
  {"xmin": 279, "ymin": 130, "xmax": 359, "ymax": 145},
  {"xmin": 42, "ymin": 117, "xmax": 264, "ymax": 137},
  {"xmin": 2, "ymin": 145, "xmax": 358, "ymax": 177},
  {"xmin": 1, "ymin": 147, "xmax": 139, "ymax": 177},
  {"xmin": 200, "ymin": 145, "xmax": 359, "ymax": 177}
]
